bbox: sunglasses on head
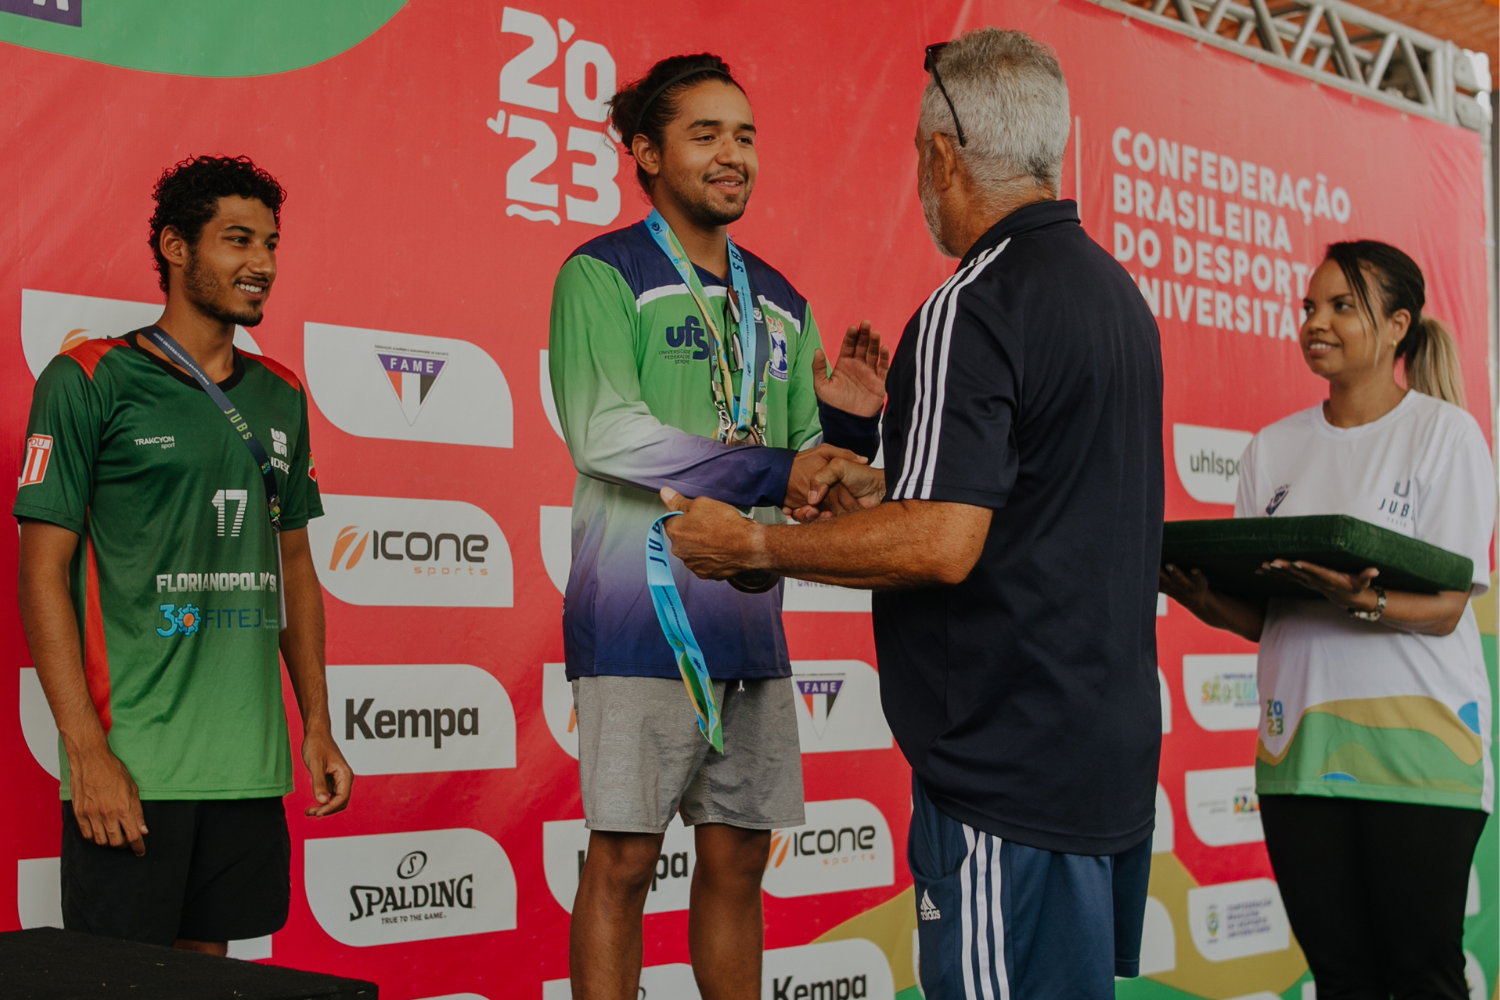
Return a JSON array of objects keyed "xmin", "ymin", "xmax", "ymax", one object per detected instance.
[{"xmin": 923, "ymin": 42, "xmax": 967, "ymax": 147}]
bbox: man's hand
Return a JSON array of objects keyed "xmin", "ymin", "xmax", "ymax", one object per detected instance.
[
  {"xmin": 302, "ymin": 729, "xmax": 354, "ymax": 818},
  {"xmin": 68, "ymin": 742, "xmax": 148, "ymax": 856},
  {"xmin": 661, "ymin": 488, "xmax": 762, "ymax": 580},
  {"xmin": 786, "ymin": 445, "xmax": 865, "ymax": 509},
  {"xmin": 786, "ymin": 458, "xmax": 886, "ymax": 523},
  {"xmin": 812, "ymin": 321, "xmax": 890, "ymax": 417},
  {"xmin": 1257, "ymin": 559, "xmax": 1380, "ymax": 612}
]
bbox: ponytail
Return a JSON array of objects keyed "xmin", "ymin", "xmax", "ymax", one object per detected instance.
[{"xmin": 1402, "ymin": 315, "xmax": 1467, "ymax": 408}]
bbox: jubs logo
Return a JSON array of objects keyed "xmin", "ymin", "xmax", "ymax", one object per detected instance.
[
  {"xmin": 761, "ymin": 799, "xmax": 894, "ymax": 899},
  {"xmin": 310, "ymin": 495, "xmax": 514, "ymax": 608},
  {"xmin": 328, "ymin": 664, "xmax": 517, "ymax": 776},
  {"xmin": 304, "ymin": 828, "xmax": 516, "ymax": 946}
]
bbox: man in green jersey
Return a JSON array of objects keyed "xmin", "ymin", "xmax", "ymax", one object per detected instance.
[
  {"xmin": 15, "ymin": 155, "xmax": 352, "ymax": 954},
  {"xmin": 549, "ymin": 54, "xmax": 886, "ymax": 1000}
]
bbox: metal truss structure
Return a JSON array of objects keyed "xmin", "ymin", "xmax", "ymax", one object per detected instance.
[{"xmin": 1081, "ymin": 0, "xmax": 1492, "ymax": 132}]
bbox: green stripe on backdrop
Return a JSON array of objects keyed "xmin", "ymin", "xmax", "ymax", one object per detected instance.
[{"xmin": 0, "ymin": 1, "xmax": 407, "ymax": 77}]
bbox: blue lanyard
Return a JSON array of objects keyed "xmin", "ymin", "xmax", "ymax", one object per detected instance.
[
  {"xmin": 644, "ymin": 209, "xmax": 761, "ymax": 441},
  {"xmin": 646, "ymin": 512, "xmax": 723, "ymax": 752}
]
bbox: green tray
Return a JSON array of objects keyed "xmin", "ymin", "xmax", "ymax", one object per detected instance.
[{"xmin": 1161, "ymin": 515, "xmax": 1474, "ymax": 601}]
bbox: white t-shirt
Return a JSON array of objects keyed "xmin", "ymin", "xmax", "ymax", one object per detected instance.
[{"xmin": 1235, "ymin": 390, "xmax": 1495, "ymax": 811}]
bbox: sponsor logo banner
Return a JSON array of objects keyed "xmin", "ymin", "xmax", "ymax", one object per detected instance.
[
  {"xmin": 1182, "ymin": 654, "xmax": 1260, "ymax": 731},
  {"xmin": 304, "ymin": 323, "xmax": 512, "ymax": 448},
  {"xmin": 1159, "ymin": 667, "xmax": 1172, "ymax": 734},
  {"xmin": 1154, "ymin": 783, "xmax": 1174, "ymax": 853},
  {"xmin": 21, "ymin": 289, "xmax": 260, "ymax": 380},
  {"xmin": 19, "ymin": 669, "xmax": 60, "ymax": 779},
  {"xmin": 1172, "ymin": 423, "xmax": 1253, "ymax": 505},
  {"xmin": 1184, "ymin": 766, "xmax": 1263, "ymax": 846},
  {"xmin": 543, "ymin": 965, "xmax": 699, "ymax": 1000},
  {"xmin": 762, "ymin": 799, "xmax": 893, "ymax": 898},
  {"xmin": 541, "ymin": 662, "xmax": 578, "ymax": 759},
  {"xmin": 1139, "ymin": 897, "xmax": 1177, "ymax": 975},
  {"xmin": 329, "ymin": 665, "xmax": 516, "ymax": 775},
  {"xmin": 782, "ymin": 578, "xmax": 871, "ymax": 613},
  {"xmin": 790, "ymin": 661, "xmax": 891, "ymax": 754},
  {"xmin": 540, "ymin": 505, "xmax": 572, "ymax": 595},
  {"xmin": 1186, "ymin": 878, "xmax": 1291, "ymax": 961},
  {"xmin": 304, "ymin": 828, "xmax": 516, "ymax": 946},
  {"xmin": 543, "ymin": 816, "xmax": 695, "ymax": 915},
  {"xmin": 539, "ymin": 350, "xmax": 565, "ymax": 440},
  {"xmin": 310, "ymin": 494, "xmax": 513, "ymax": 607}
]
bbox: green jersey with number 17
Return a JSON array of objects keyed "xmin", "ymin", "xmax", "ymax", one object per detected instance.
[{"xmin": 14, "ymin": 332, "xmax": 323, "ymax": 799}]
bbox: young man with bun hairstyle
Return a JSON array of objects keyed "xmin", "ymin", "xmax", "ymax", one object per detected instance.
[
  {"xmin": 548, "ymin": 54, "xmax": 886, "ymax": 999},
  {"xmin": 16, "ymin": 155, "xmax": 351, "ymax": 955}
]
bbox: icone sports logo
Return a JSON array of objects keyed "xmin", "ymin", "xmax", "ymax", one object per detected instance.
[
  {"xmin": 310, "ymin": 495, "xmax": 513, "ymax": 608},
  {"xmin": 762, "ymin": 799, "xmax": 894, "ymax": 898},
  {"xmin": 328, "ymin": 664, "xmax": 517, "ymax": 776},
  {"xmin": 20, "ymin": 289, "xmax": 260, "ymax": 381},
  {"xmin": 304, "ymin": 828, "xmax": 516, "ymax": 946},
  {"xmin": 303, "ymin": 324, "xmax": 512, "ymax": 449},
  {"xmin": 542, "ymin": 817, "xmax": 696, "ymax": 915},
  {"xmin": 1172, "ymin": 424, "xmax": 1252, "ymax": 505}
]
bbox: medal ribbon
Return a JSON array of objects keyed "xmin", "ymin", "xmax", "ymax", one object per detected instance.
[
  {"xmin": 644, "ymin": 209, "xmax": 766, "ymax": 444},
  {"xmin": 646, "ymin": 512, "xmax": 724, "ymax": 752}
]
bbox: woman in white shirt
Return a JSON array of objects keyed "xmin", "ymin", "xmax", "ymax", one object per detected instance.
[{"xmin": 1162, "ymin": 240, "xmax": 1494, "ymax": 998}]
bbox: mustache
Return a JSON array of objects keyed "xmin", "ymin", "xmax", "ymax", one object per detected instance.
[{"xmin": 703, "ymin": 169, "xmax": 748, "ymax": 184}]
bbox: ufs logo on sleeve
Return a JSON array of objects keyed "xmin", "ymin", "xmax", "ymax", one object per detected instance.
[
  {"xmin": 303, "ymin": 323, "xmax": 513, "ymax": 448},
  {"xmin": 1182, "ymin": 654, "xmax": 1260, "ymax": 731},
  {"xmin": 789, "ymin": 661, "xmax": 892, "ymax": 754},
  {"xmin": 328, "ymin": 665, "xmax": 516, "ymax": 776},
  {"xmin": 762, "ymin": 799, "xmax": 894, "ymax": 898},
  {"xmin": 309, "ymin": 494, "xmax": 514, "ymax": 607},
  {"xmin": 19, "ymin": 435, "xmax": 53, "ymax": 487},
  {"xmin": 541, "ymin": 662, "xmax": 578, "ymax": 759},
  {"xmin": 1184, "ymin": 766, "xmax": 1264, "ymax": 846},
  {"xmin": 304, "ymin": 828, "xmax": 516, "ymax": 946},
  {"xmin": 543, "ymin": 817, "xmax": 695, "ymax": 915},
  {"xmin": 20, "ymin": 289, "xmax": 260, "ymax": 380},
  {"xmin": 1185, "ymin": 878, "xmax": 1290, "ymax": 961},
  {"xmin": 1172, "ymin": 424, "xmax": 1253, "ymax": 505}
]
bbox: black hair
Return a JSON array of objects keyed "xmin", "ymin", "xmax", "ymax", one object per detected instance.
[
  {"xmin": 607, "ymin": 53, "xmax": 741, "ymax": 192},
  {"xmin": 148, "ymin": 155, "xmax": 286, "ymax": 293},
  {"xmin": 1324, "ymin": 239, "xmax": 1465, "ymax": 406}
]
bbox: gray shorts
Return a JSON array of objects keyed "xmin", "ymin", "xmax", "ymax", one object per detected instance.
[{"xmin": 573, "ymin": 675, "xmax": 805, "ymax": 834}]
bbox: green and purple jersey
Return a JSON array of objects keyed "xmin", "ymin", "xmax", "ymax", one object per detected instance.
[{"xmin": 14, "ymin": 333, "xmax": 322, "ymax": 799}]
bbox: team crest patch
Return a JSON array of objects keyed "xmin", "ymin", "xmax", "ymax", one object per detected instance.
[
  {"xmin": 795, "ymin": 674, "xmax": 843, "ymax": 737},
  {"xmin": 767, "ymin": 316, "xmax": 789, "ymax": 382},
  {"xmin": 19, "ymin": 434, "xmax": 53, "ymax": 487}
]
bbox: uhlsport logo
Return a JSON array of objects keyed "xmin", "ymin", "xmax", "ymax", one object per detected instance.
[
  {"xmin": 20, "ymin": 289, "xmax": 260, "ymax": 380},
  {"xmin": 541, "ymin": 662, "xmax": 578, "ymax": 759},
  {"xmin": 1184, "ymin": 766, "xmax": 1264, "ymax": 847},
  {"xmin": 303, "ymin": 323, "xmax": 513, "ymax": 448},
  {"xmin": 1172, "ymin": 424, "xmax": 1252, "ymax": 505},
  {"xmin": 1185, "ymin": 878, "xmax": 1290, "ymax": 961},
  {"xmin": 762, "ymin": 799, "xmax": 894, "ymax": 898},
  {"xmin": 1182, "ymin": 654, "xmax": 1260, "ymax": 731},
  {"xmin": 304, "ymin": 828, "xmax": 516, "ymax": 946},
  {"xmin": 328, "ymin": 665, "xmax": 516, "ymax": 776},
  {"xmin": 310, "ymin": 495, "xmax": 514, "ymax": 607},
  {"xmin": 789, "ymin": 661, "xmax": 891, "ymax": 754},
  {"xmin": 543, "ymin": 816, "xmax": 695, "ymax": 915}
]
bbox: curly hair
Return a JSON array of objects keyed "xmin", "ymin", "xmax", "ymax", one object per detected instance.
[
  {"xmin": 608, "ymin": 54, "xmax": 741, "ymax": 192},
  {"xmin": 148, "ymin": 155, "xmax": 286, "ymax": 293}
]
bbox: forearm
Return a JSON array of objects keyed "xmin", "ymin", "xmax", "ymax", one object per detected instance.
[
  {"xmin": 1369, "ymin": 589, "xmax": 1470, "ymax": 636},
  {"xmin": 1194, "ymin": 592, "xmax": 1266, "ymax": 643},
  {"xmin": 18, "ymin": 537, "xmax": 109, "ymax": 756},
  {"xmin": 279, "ymin": 538, "xmax": 331, "ymax": 736}
]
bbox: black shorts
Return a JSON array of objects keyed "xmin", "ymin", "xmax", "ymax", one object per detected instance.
[{"xmin": 61, "ymin": 797, "xmax": 291, "ymax": 946}]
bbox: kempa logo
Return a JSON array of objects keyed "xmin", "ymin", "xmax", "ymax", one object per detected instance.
[
  {"xmin": 304, "ymin": 323, "xmax": 512, "ymax": 448},
  {"xmin": 1172, "ymin": 424, "xmax": 1252, "ymax": 505},
  {"xmin": 1184, "ymin": 766, "xmax": 1264, "ymax": 847},
  {"xmin": 310, "ymin": 495, "xmax": 513, "ymax": 607},
  {"xmin": 305, "ymin": 828, "xmax": 516, "ymax": 946},
  {"xmin": 1182, "ymin": 654, "xmax": 1260, "ymax": 731},
  {"xmin": 762, "ymin": 799, "xmax": 894, "ymax": 899},
  {"xmin": 790, "ymin": 661, "xmax": 892, "ymax": 754},
  {"xmin": 328, "ymin": 664, "xmax": 516, "ymax": 776},
  {"xmin": 20, "ymin": 289, "xmax": 260, "ymax": 380},
  {"xmin": 543, "ymin": 817, "xmax": 695, "ymax": 915}
]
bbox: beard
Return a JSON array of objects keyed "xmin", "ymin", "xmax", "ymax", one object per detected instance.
[
  {"xmin": 918, "ymin": 158, "xmax": 961, "ymax": 259},
  {"xmin": 183, "ymin": 250, "xmax": 265, "ymax": 327},
  {"xmin": 660, "ymin": 167, "xmax": 750, "ymax": 228}
]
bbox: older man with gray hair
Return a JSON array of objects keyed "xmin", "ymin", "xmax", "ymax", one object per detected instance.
[{"xmin": 661, "ymin": 27, "xmax": 1164, "ymax": 998}]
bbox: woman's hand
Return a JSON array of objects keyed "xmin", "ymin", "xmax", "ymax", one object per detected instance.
[
  {"xmin": 1257, "ymin": 559, "xmax": 1380, "ymax": 613},
  {"xmin": 1160, "ymin": 564, "xmax": 1266, "ymax": 642}
]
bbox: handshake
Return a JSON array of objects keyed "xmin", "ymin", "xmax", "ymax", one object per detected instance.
[{"xmin": 782, "ymin": 444, "xmax": 886, "ymax": 522}]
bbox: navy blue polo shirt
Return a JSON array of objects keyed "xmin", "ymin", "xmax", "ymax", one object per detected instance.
[{"xmin": 875, "ymin": 199, "xmax": 1165, "ymax": 856}]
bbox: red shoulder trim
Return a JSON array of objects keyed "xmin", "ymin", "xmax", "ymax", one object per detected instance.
[
  {"xmin": 248, "ymin": 352, "xmax": 302, "ymax": 390},
  {"xmin": 63, "ymin": 338, "xmax": 127, "ymax": 380}
]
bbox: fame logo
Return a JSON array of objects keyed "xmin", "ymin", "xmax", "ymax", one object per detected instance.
[
  {"xmin": 377, "ymin": 347, "xmax": 448, "ymax": 425},
  {"xmin": 795, "ymin": 675, "xmax": 844, "ymax": 738}
]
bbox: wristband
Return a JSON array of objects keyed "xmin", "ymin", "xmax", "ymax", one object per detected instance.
[{"xmin": 1348, "ymin": 585, "xmax": 1387, "ymax": 622}]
